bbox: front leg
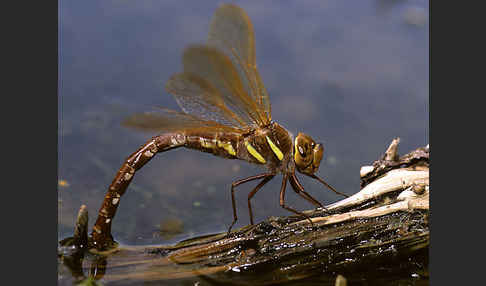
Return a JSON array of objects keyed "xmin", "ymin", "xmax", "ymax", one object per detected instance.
[
  {"xmin": 289, "ymin": 174, "xmax": 323, "ymax": 208},
  {"xmin": 306, "ymin": 173, "xmax": 349, "ymax": 198},
  {"xmin": 279, "ymin": 174, "xmax": 314, "ymax": 226}
]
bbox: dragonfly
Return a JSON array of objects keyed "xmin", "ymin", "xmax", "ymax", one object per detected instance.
[{"xmin": 91, "ymin": 4, "xmax": 348, "ymax": 250}]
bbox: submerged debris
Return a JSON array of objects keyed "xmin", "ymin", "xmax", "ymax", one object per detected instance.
[
  {"xmin": 157, "ymin": 217, "xmax": 184, "ymax": 240},
  {"xmin": 58, "ymin": 179, "xmax": 70, "ymax": 187},
  {"xmin": 335, "ymin": 274, "xmax": 347, "ymax": 286}
]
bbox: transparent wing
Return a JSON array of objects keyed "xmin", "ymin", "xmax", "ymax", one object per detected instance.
[
  {"xmin": 126, "ymin": 4, "xmax": 272, "ymax": 134},
  {"xmin": 166, "ymin": 72, "xmax": 250, "ymax": 130},
  {"xmin": 121, "ymin": 108, "xmax": 244, "ymax": 134},
  {"xmin": 170, "ymin": 44, "xmax": 267, "ymax": 128},
  {"xmin": 208, "ymin": 4, "xmax": 272, "ymax": 123}
]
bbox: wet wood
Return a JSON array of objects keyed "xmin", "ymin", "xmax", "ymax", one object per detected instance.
[{"xmin": 58, "ymin": 138, "xmax": 429, "ymax": 285}]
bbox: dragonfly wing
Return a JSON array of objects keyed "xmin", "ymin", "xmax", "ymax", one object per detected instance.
[
  {"xmin": 177, "ymin": 44, "xmax": 267, "ymax": 128},
  {"xmin": 208, "ymin": 4, "xmax": 272, "ymax": 123},
  {"xmin": 122, "ymin": 108, "xmax": 243, "ymax": 134},
  {"xmin": 166, "ymin": 72, "xmax": 250, "ymax": 130},
  {"xmin": 133, "ymin": 4, "xmax": 272, "ymax": 134}
]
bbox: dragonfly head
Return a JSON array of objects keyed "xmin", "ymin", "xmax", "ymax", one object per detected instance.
[{"xmin": 294, "ymin": 132, "xmax": 324, "ymax": 175}]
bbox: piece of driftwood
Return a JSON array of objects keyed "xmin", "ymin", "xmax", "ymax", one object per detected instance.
[{"xmin": 58, "ymin": 138, "xmax": 429, "ymax": 285}]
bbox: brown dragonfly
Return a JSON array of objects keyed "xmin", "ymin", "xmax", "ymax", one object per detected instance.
[{"xmin": 91, "ymin": 4, "xmax": 347, "ymax": 250}]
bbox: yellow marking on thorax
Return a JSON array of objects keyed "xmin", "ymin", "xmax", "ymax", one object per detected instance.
[
  {"xmin": 217, "ymin": 141, "xmax": 236, "ymax": 156},
  {"xmin": 266, "ymin": 136, "xmax": 284, "ymax": 161},
  {"xmin": 245, "ymin": 141, "xmax": 266, "ymax": 164}
]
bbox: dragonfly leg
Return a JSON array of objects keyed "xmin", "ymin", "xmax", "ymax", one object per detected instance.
[
  {"xmin": 289, "ymin": 174, "xmax": 323, "ymax": 208},
  {"xmin": 307, "ymin": 174, "xmax": 349, "ymax": 198},
  {"xmin": 279, "ymin": 174, "xmax": 314, "ymax": 226},
  {"xmin": 228, "ymin": 172, "xmax": 274, "ymax": 234},
  {"xmin": 247, "ymin": 175, "xmax": 275, "ymax": 225},
  {"xmin": 91, "ymin": 133, "xmax": 184, "ymax": 250}
]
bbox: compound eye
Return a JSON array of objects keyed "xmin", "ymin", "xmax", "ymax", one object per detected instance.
[
  {"xmin": 298, "ymin": 145, "xmax": 305, "ymax": 156},
  {"xmin": 294, "ymin": 133, "xmax": 315, "ymax": 169}
]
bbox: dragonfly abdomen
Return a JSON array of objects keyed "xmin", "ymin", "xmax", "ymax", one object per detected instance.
[{"xmin": 184, "ymin": 131, "xmax": 239, "ymax": 159}]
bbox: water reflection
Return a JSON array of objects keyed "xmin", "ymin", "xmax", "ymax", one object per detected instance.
[{"xmin": 59, "ymin": 0, "xmax": 428, "ymax": 249}]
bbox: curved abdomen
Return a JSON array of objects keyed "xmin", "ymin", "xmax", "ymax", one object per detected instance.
[{"xmin": 91, "ymin": 125, "xmax": 293, "ymax": 249}]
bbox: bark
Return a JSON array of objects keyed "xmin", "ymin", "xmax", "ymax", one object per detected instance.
[{"xmin": 58, "ymin": 138, "xmax": 429, "ymax": 285}]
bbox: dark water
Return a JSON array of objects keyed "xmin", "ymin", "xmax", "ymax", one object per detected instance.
[{"xmin": 58, "ymin": 0, "xmax": 428, "ymax": 280}]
